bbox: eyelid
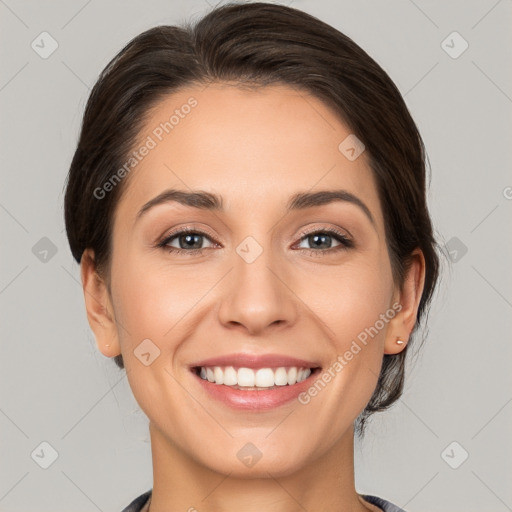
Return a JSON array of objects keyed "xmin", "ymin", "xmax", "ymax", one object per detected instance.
[
  {"xmin": 292, "ymin": 225, "xmax": 354, "ymax": 251},
  {"xmin": 159, "ymin": 225, "xmax": 220, "ymax": 245},
  {"xmin": 295, "ymin": 224, "xmax": 352, "ymax": 240}
]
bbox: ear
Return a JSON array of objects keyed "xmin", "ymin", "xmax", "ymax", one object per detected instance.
[
  {"xmin": 384, "ymin": 248, "xmax": 426, "ymax": 355},
  {"xmin": 80, "ymin": 248, "xmax": 121, "ymax": 358}
]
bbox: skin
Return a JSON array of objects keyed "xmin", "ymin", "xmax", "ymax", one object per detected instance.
[{"xmin": 81, "ymin": 82, "xmax": 425, "ymax": 512}]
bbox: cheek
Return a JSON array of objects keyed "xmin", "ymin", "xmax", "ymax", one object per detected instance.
[
  {"xmin": 109, "ymin": 255, "xmax": 196, "ymax": 422},
  {"xmin": 108, "ymin": 248, "xmax": 169, "ymax": 359},
  {"xmin": 109, "ymin": 253, "xmax": 229, "ymax": 395},
  {"xmin": 302, "ymin": 256, "xmax": 394, "ymax": 345},
  {"xmin": 112, "ymin": 263, "xmax": 203, "ymax": 344}
]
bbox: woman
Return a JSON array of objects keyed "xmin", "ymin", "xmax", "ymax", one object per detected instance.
[{"xmin": 64, "ymin": 2, "xmax": 440, "ymax": 511}]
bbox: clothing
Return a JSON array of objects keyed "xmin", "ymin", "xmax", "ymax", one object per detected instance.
[
  {"xmin": 360, "ymin": 494, "xmax": 407, "ymax": 512},
  {"xmin": 121, "ymin": 489, "xmax": 407, "ymax": 512},
  {"xmin": 121, "ymin": 489, "xmax": 151, "ymax": 512}
]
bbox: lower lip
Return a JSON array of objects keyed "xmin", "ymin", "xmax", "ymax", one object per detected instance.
[{"xmin": 192, "ymin": 369, "xmax": 320, "ymax": 410}]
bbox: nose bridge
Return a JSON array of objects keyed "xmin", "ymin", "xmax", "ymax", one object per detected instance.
[{"xmin": 217, "ymin": 235, "xmax": 297, "ymax": 333}]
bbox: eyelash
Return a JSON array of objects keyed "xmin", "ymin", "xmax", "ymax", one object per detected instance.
[{"xmin": 156, "ymin": 226, "xmax": 354, "ymax": 257}]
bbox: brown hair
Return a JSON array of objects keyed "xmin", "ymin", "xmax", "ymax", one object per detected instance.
[{"xmin": 64, "ymin": 1, "xmax": 440, "ymax": 437}]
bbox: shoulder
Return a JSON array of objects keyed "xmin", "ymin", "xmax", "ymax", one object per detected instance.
[
  {"xmin": 121, "ymin": 489, "xmax": 152, "ymax": 512},
  {"xmin": 360, "ymin": 494, "xmax": 408, "ymax": 512}
]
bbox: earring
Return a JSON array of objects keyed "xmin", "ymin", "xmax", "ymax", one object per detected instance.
[{"xmin": 396, "ymin": 339, "xmax": 405, "ymax": 345}]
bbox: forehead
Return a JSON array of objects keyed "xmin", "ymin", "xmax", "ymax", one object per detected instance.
[{"xmin": 115, "ymin": 82, "xmax": 383, "ymax": 228}]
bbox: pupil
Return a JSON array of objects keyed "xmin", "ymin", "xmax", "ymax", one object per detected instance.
[
  {"xmin": 181, "ymin": 234, "xmax": 202, "ymax": 249},
  {"xmin": 310, "ymin": 234, "xmax": 331, "ymax": 249}
]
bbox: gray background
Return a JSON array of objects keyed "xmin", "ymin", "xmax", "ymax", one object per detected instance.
[{"xmin": 1, "ymin": 1, "xmax": 511, "ymax": 511}]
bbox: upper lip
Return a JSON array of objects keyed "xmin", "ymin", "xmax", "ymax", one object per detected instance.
[{"xmin": 190, "ymin": 353, "xmax": 322, "ymax": 370}]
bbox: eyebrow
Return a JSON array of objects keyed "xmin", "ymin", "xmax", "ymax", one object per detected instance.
[{"xmin": 135, "ymin": 188, "xmax": 375, "ymax": 226}]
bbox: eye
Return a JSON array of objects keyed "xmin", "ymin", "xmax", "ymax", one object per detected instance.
[
  {"xmin": 157, "ymin": 227, "xmax": 218, "ymax": 255},
  {"xmin": 295, "ymin": 228, "xmax": 353, "ymax": 253},
  {"xmin": 156, "ymin": 226, "xmax": 354, "ymax": 257}
]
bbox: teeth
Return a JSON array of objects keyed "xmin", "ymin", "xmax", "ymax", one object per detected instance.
[
  {"xmin": 274, "ymin": 367, "xmax": 288, "ymax": 386},
  {"xmin": 223, "ymin": 366, "xmax": 237, "ymax": 386},
  {"xmin": 214, "ymin": 366, "xmax": 224, "ymax": 385},
  {"xmin": 287, "ymin": 367, "xmax": 297, "ymax": 385},
  {"xmin": 238, "ymin": 367, "xmax": 255, "ymax": 387},
  {"xmin": 255, "ymin": 368, "xmax": 274, "ymax": 387},
  {"xmin": 197, "ymin": 366, "xmax": 312, "ymax": 388}
]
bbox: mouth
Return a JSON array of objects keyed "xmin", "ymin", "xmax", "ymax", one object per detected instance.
[
  {"xmin": 188, "ymin": 353, "xmax": 322, "ymax": 410},
  {"xmin": 190, "ymin": 354, "xmax": 322, "ymax": 413},
  {"xmin": 192, "ymin": 365, "xmax": 322, "ymax": 390}
]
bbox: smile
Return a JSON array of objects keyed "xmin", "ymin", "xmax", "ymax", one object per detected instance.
[{"xmin": 195, "ymin": 365, "xmax": 313, "ymax": 389}]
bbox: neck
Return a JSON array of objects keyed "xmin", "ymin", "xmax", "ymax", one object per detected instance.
[{"xmin": 147, "ymin": 421, "xmax": 377, "ymax": 512}]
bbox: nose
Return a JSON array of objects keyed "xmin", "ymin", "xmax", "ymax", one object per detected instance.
[{"xmin": 217, "ymin": 246, "xmax": 299, "ymax": 335}]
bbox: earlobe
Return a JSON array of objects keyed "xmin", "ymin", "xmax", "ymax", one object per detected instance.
[
  {"xmin": 384, "ymin": 249, "xmax": 426, "ymax": 355},
  {"xmin": 80, "ymin": 248, "xmax": 121, "ymax": 358}
]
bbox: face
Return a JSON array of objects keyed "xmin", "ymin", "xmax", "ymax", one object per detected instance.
[{"xmin": 93, "ymin": 82, "xmax": 408, "ymax": 477}]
